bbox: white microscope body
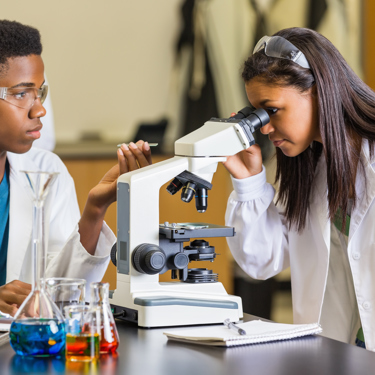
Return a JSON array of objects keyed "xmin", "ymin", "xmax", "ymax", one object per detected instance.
[{"xmin": 109, "ymin": 108, "xmax": 269, "ymax": 327}]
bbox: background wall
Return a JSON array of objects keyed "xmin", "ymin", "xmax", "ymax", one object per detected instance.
[
  {"xmin": 1, "ymin": 0, "xmax": 363, "ymax": 148},
  {"xmin": 1, "ymin": 0, "xmax": 183, "ymax": 143}
]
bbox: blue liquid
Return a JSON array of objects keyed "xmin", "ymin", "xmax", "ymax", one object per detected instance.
[{"xmin": 9, "ymin": 319, "xmax": 65, "ymax": 356}]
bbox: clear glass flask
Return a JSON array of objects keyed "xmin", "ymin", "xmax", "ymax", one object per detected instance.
[
  {"xmin": 45, "ymin": 277, "xmax": 86, "ymax": 313},
  {"xmin": 89, "ymin": 282, "xmax": 119, "ymax": 353},
  {"xmin": 9, "ymin": 171, "xmax": 65, "ymax": 356}
]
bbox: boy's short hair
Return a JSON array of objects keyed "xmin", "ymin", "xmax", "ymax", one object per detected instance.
[{"xmin": 0, "ymin": 20, "xmax": 42, "ymax": 75}]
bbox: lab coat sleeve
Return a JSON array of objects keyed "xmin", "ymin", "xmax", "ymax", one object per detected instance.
[
  {"xmin": 225, "ymin": 166, "xmax": 290, "ymax": 280},
  {"xmin": 41, "ymin": 154, "xmax": 115, "ymax": 283},
  {"xmin": 45, "ymin": 223, "xmax": 115, "ymax": 285}
]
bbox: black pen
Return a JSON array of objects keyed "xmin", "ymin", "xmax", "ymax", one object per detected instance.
[{"xmin": 223, "ymin": 319, "xmax": 247, "ymax": 336}]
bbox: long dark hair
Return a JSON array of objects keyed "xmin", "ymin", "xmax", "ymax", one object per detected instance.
[{"xmin": 242, "ymin": 27, "xmax": 375, "ymax": 231}]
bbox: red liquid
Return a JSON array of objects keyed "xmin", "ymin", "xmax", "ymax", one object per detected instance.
[{"xmin": 100, "ymin": 323, "xmax": 119, "ymax": 353}]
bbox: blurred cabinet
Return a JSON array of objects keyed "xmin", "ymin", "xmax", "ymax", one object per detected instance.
[
  {"xmin": 62, "ymin": 155, "xmax": 234, "ymax": 294},
  {"xmin": 365, "ymin": 0, "xmax": 375, "ymax": 90}
]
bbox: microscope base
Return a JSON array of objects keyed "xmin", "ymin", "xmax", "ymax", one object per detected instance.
[{"xmin": 110, "ymin": 285, "xmax": 243, "ymax": 328}]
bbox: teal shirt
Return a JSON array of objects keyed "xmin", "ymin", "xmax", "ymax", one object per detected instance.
[{"xmin": 0, "ymin": 161, "xmax": 10, "ymax": 286}]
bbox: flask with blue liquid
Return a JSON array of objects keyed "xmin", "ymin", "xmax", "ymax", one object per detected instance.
[{"xmin": 9, "ymin": 171, "xmax": 65, "ymax": 356}]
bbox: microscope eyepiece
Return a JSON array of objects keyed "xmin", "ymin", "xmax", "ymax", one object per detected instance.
[
  {"xmin": 234, "ymin": 108, "xmax": 270, "ymax": 147},
  {"xmin": 246, "ymin": 108, "xmax": 270, "ymax": 131},
  {"xmin": 230, "ymin": 106, "xmax": 254, "ymax": 119}
]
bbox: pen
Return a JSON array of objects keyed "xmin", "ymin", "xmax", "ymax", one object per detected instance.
[
  {"xmin": 0, "ymin": 311, "xmax": 13, "ymax": 320},
  {"xmin": 224, "ymin": 319, "xmax": 246, "ymax": 335},
  {"xmin": 117, "ymin": 142, "xmax": 159, "ymax": 147}
]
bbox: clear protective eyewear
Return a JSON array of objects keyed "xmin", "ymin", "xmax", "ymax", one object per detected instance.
[
  {"xmin": 0, "ymin": 84, "xmax": 48, "ymax": 109},
  {"xmin": 253, "ymin": 36, "xmax": 311, "ymax": 70}
]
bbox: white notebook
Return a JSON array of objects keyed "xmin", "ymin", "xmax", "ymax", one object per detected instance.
[
  {"xmin": 0, "ymin": 320, "xmax": 11, "ymax": 347},
  {"xmin": 0, "ymin": 322, "xmax": 11, "ymax": 331},
  {"xmin": 164, "ymin": 320, "xmax": 322, "ymax": 347},
  {"xmin": 0, "ymin": 332, "xmax": 9, "ymax": 347}
]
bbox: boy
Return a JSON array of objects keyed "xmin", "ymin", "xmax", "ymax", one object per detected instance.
[{"xmin": 0, "ymin": 20, "xmax": 152, "ymax": 315}]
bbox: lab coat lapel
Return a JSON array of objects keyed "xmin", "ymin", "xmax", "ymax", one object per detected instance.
[
  {"xmin": 6, "ymin": 155, "xmax": 33, "ymax": 282},
  {"xmin": 309, "ymin": 156, "xmax": 330, "ymax": 254},
  {"xmin": 349, "ymin": 140, "xmax": 375, "ymax": 241},
  {"xmin": 305, "ymin": 155, "xmax": 330, "ymax": 323}
]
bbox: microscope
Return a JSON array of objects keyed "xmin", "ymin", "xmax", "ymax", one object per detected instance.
[{"xmin": 109, "ymin": 107, "xmax": 269, "ymax": 327}]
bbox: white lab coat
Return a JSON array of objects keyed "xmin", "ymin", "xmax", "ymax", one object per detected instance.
[
  {"xmin": 5, "ymin": 148, "xmax": 115, "ymax": 293},
  {"xmin": 225, "ymin": 140, "xmax": 375, "ymax": 351}
]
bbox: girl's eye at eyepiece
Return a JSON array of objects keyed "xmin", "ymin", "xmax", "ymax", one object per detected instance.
[{"xmin": 267, "ymin": 108, "xmax": 278, "ymax": 115}]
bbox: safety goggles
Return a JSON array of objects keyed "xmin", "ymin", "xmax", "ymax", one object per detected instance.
[
  {"xmin": 0, "ymin": 84, "xmax": 48, "ymax": 109},
  {"xmin": 253, "ymin": 36, "xmax": 311, "ymax": 70}
]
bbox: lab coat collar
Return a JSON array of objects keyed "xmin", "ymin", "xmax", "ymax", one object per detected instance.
[{"xmin": 6, "ymin": 152, "xmax": 34, "ymax": 282}]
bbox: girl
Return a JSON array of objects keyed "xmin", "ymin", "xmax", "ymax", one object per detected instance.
[{"xmin": 224, "ymin": 27, "xmax": 375, "ymax": 351}]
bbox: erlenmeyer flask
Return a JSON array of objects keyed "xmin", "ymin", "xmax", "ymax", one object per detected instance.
[
  {"xmin": 9, "ymin": 171, "xmax": 65, "ymax": 356},
  {"xmin": 89, "ymin": 282, "xmax": 119, "ymax": 353}
]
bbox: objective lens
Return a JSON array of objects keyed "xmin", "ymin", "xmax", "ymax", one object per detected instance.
[
  {"xmin": 195, "ymin": 187, "xmax": 208, "ymax": 213},
  {"xmin": 166, "ymin": 178, "xmax": 183, "ymax": 195},
  {"xmin": 181, "ymin": 182, "xmax": 196, "ymax": 203}
]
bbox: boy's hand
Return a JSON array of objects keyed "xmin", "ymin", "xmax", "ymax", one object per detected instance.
[
  {"xmin": 117, "ymin": 140, "xmax": 152, "ymax": 173},
  {"xmin": 86, "ymin": 140, "xmax": 153, "ymax": 211},
  {"xmin": 0, "ymin": 280, "xmax": 31, "ymax": 316},
  {"xmin": 78, "ymin": 140, "xmax": 153, "ymax": 255}
]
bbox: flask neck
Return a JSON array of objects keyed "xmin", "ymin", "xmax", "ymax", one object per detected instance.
[
  {"xmin": 90, "ymin": 282, "xmax": 110, "ymax": 306},
  {"xmin": 32, "ymin": 200, "xmax": 46, "ymax": 291}
]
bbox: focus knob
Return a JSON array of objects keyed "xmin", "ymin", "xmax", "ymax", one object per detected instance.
[
  {"xmin": 132, "ymin": 244, "xmax": 166, "ymax": 275},
  {"xmin": 173, "ymin": 253, "xmax": 189, "ymax": 269},
  {"xmin": 110, "ymin": 243, "xmax": 117, "ymax": 266}
]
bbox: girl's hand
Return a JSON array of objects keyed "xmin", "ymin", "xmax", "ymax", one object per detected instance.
[{"xmin": 222, "ymin": 143, "xmax": 263, "ymax": 179}]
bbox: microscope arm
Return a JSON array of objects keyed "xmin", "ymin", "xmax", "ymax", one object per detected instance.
[
  {"xmin": 174, "ymin": 108, "xmax": 269, "ymax": 158},
  {"xmin": 175, "ymin": 120, "xmax": 250, "ymax": 158}
]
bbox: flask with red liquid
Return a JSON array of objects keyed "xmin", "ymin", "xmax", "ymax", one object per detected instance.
[{"xmin": 89, "ymin": 282, "xmax": 119, "ymax": 353}]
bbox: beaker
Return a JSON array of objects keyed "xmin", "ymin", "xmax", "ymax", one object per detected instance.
[
  {"xmin": 89, "ymin": 282, "xmax": 119, "ymax": 353},
  {"xmin": 64, "ymin": 305, "xmax": 100, "ymax": 362},
  {"xmin": 9, "ymin": 171, "xmax": 65, "ymax": 357},
  {"xmin": 45, "ymin": 277, "xmax": 86, "ymax": 314}
]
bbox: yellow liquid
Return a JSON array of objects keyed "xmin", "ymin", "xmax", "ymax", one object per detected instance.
[{"xmin": 65, "ymin": 333, "xmax": 100, "ymax": 362}]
